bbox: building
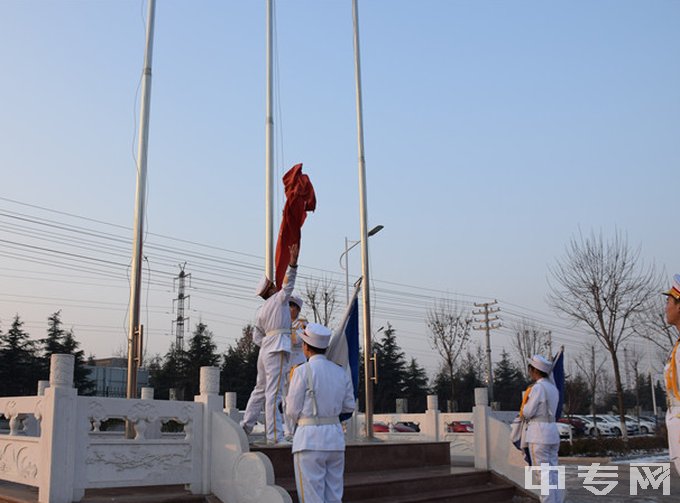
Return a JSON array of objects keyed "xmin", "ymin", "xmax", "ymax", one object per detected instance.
[{"xmin": 84, "ymin": 357, "xmax": 149, "ymax": 397}]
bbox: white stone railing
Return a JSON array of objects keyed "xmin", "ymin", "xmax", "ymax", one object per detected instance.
[{"xmin": 0, "ymin": 355, "xmax": 290, "ymax": 503}]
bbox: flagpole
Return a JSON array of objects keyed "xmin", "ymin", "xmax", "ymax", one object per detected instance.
[
  {"xmin": 127, "ymin": 0, "xmax": 156, "ymax": 407},
  {"xmin": 265, "ymin": 0, "xmax": 275, "ymax": 280},
  {"xmin": 351, "ymin": 0, "xmax": 375, "ymax": 440}
]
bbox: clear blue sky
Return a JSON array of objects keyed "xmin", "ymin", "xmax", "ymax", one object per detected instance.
[{"xmin": 0, "ymin": 1, "xmax": 677, "ymax": 379}]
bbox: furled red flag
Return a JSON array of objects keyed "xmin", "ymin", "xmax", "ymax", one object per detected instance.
[{"xmin": 275, "ymin": 163, "xmax": 316, "ymax": 289}]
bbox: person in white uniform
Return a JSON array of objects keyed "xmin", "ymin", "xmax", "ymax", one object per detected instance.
[
  {"xmin": 241, "ymin": 243, "xmax": 299, "ymax": 444},
  {"xmin": 285, "ymin": 323, "xmax": 355, "ymax": 503},
  {"xmin": 283, "ymin": 295, "xmax": 308, "ymax": 439},
  {"xmin": 521, "ymin": 354, "xmax": 563, "ymax": 503},
  {"xmin": 663, "ymin": 274, "xmax": 680, "ymax": 475},
  {"xmin": 289, "ymin": 295, "xmax": 308, "ymax": 368}
]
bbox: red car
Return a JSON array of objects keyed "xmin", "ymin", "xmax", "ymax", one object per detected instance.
[
  {"xmin": 446, "ymin": 421, "xmax": 473, "ymax": 433},
  {"xmin": 558, "ymin": 417, "xmax": 586, "ymax": 436}
]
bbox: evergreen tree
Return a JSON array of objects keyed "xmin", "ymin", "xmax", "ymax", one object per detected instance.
[
  {"xmin": 185, "ymin": 322, "xmax": 221, "ymax": 397},
  {"xmin": 152, "ymin": 343, "xmax": 190, "ymax": 400},
  {"xmin": 492, "ymin": 349, "xmax": 527, "ymax": 410},
  {"xmin": 221, "ymin": 325, "xmax": 259, "ymax": 409},
  {"xmin": 433, "ymin": 344, "xmax": 485, "ymax": 412},
  {"xmin": 402, "ymin": 358, "xmax": 429, "ymax": 412},
  {"xmin": 62, "ymin": 328, "xmax": 95, "ymax": 395},
  {"xmin": 39, "ymin": 311, "xmax": 94, "ymax": 394},
  {"xmin": 41, "ymin": 310, "xmax": 66, "ymax": 361},
  {"xmin": 0, "ymin": 315, "xmax": 39, "ymax": 396},
  {"xmin": 373, "ymin": 323, "xmax": 408, "ymax": 413}
]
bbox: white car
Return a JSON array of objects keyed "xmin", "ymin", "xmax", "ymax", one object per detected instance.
[
  {"xmin": 556, "ymin": 422, "xmax": 572, "ymax": 439},
  {"xmin": 623, "ymin": 415, "xmax": 656, "ymax": 435},
  {"xmin": 574, "ymin": 415, "xmax": 617, "ymax": 436}
]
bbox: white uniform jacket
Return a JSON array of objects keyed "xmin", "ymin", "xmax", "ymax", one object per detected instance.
[
  {"xmin": 254, "ymin": 266, "xmax": 297, "ymax": 353},
  {"xmin": 289, "ymin": 318, "xmax": 307, "ymax": 368},
  {"xmin": 665, "ymin": 340, "xmax": 680, "ymax": 473},
  {"xmin": 522, "ymin": 377, "xmax": 560, "ymax": 445},
  {"xmin": 285, "ymin": 354, "xmax": 355, "ymax": 453}
]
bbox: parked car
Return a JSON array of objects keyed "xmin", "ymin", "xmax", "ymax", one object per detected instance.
[
  {"xmin": 603, "ymin": 415, "xmax": 639, "ymax": 436},
  {"xmin": 573, "ymin": 415, "xmax": 617, "ymax": 436},
  {"xmin": 623, "ymin": 416, "xmax": 656, "ymax": 435},
  {"xmin": 446, "ymin": 421, "xmax": 473, "ymax": 433},
  {"xmin": 396, "ymin": 421, "xmax": 420, "ymax": 432},
  {"xmin": 556, "ymin": 422, "xmax": 572, "ymax": 439},
  {"xmin": 373, "ymin": 422, "xmax": 389, "ymax": 432},
  {"xmin": 393, "ymin": 422, "xmax": 417, "ymax": 432},
  {"xmin": 373, "ymin": 421, "xmax": 418, "ymax": 433},
  {"xmin": 558, "ymin": 416, "xmax": 586, "ymax": 436}
]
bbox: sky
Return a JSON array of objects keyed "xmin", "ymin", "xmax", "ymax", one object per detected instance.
[{"xmin": 0, "ymin": 0, "xmax": 678, "ymax": 382}]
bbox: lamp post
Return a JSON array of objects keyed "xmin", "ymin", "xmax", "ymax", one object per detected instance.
[{"xmin": 339, "ymin": 225, "xmax": 384, "ymax": 304}]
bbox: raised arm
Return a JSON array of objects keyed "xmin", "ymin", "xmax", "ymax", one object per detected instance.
[{"xmin": 281, "ymin": 243, "xmax": 300, "ymax": 299}]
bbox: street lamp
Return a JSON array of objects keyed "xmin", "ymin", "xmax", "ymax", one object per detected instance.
[{"xmin": 339, "ymin": 225, "xmax": 384, "ymax": 304}]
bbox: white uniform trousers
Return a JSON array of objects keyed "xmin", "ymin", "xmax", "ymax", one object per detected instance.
[
  {"xmin": 242, "ymin": 348, "xmax": 290, "ymax": 442},
  {"xmin": 241, "ymin": 350, "xmax": 266, "ymax": 432},
  {"xmin": 528, "ymin": 442, "xmax": 564, "ymax": 503},
  {"xmin": 263, "ymin": 349, "xmax": 290, "ymax": 442},
  {"xmin": 294, "ymin": 450, "xmax": 344, "ymax": 503},
  {"xmin": 666, "ymin": 407, "xmax": 680, "ymax": 475}
]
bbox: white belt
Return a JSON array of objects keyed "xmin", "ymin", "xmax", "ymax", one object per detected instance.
[
  {"xmin": 297, "ymin": 416, "xmax": 340, "ymax": 426},
  {"xmin": 528, "ymin": 414, "xmax": 555, "ymax": 423},
  {"xmin": 266, "ymin": 328, "xmax": 290, "ymax": 337}
]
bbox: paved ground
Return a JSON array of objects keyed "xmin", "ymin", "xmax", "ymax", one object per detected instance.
[{"xmin": 560, "ymin": 454, "xmax": 680, "ymax": 502}]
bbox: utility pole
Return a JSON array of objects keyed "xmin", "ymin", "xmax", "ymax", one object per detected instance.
[
  {"xmin": 172, "ymin": 264, "xmax": 191, "ymax": 352},
  {"xmin": 591, "ymin": 345, "xmax": 597, "ymax": 434},
  {"xmin": 545, "ymin": 330, "xmax": 553, "ymax": 358},
  {"xmin": 473, "ymin": 300, "xmax": 501, "ymax": 404},
  {"xmin": 624, "ymin": 347, "xmax": 631, "ymax": 390}
]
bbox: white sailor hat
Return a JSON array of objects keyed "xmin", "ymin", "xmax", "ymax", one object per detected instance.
[
  {"xmin": 289, "ymin": 295, "xmax": 304, "ymax": 309},
  {"xmin": 300, "ymin": 322, "xmax": 331, "ymax": 349},
  {"xmin": 527, "ymin": 354, "xmax": 552, "ymax": 374},
  {"xmin": 663, "ymin": 274, "xmax": 680, "ymax": 301},
  {"xmin": 255, "ymin": 275, "xmax": 274, "ymax": 298}
]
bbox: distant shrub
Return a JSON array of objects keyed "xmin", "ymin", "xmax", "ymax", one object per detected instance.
[{"xmin": 559, "ymin": 434, "xmax": 667, "ymax": 457}]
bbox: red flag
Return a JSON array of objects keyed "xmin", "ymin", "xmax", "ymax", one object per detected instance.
[{"xmin": 275, "ymin": 163, "xmax": 316, "ymax": 289}]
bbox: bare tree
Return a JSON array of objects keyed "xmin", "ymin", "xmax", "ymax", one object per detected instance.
[
  {"xmin": 304, "ymin": 277, "xmax": 338, "ymax": 326},
  {"xmin": 574, "ymin": 342, "xmax": 607, "ymax": 435},
  {"xmin": 426, "ymin": 299, "xmax": 472, "ymax": 411},
  {"xmin": 511, "ymin": 318, "xmax": 550, "ymax": 379},
  {"xmin": 548, "ymin": 230, "xmax": 657, "ymax": 441},
  {"xmin": 633, "ymin": 291, "xmax": 678, "ymax": 354}
]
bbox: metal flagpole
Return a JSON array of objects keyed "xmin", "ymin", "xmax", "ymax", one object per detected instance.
[
  {"xmin": 265, "ymin": 0, "xmax": 275, "ymax": 280},
  {"xmin": 127, "ymin": 0, "xmax": 156, "ymax": 406},
  {"xmin": 351, "ymin": 0, "xmax": 375, "ymax": 439}
]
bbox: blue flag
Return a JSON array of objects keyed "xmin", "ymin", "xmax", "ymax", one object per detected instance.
[
  {"xmin": 552, "ymin": 347, "xmax": 565, "ymax": 420},
  {"xmin": 327, "ymin": 284, "xmax": 361, "ymax": 422}
]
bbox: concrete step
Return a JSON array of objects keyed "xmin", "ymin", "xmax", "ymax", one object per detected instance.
[
  {"xmin": 0, "ymin": 482, "xmax": 213, "ymax": 503},
  {"xmin": 253, "ymin": 440, "xmax": 451, "ymax": 479},
  {"xmin": 275, "ymin": 466, "xmax": 515, "ymax": 503},
  {"xmin": 81, "ymin": 485, "xmax": 208, "ymax": 502}
]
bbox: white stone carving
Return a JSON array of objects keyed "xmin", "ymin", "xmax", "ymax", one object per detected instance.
[
  {"xmin": 200, "ymin": 367, "xmax": 220, "ymax": 395},
  {"xmin": 49, "ymin": 354, "xmax": 75, "ymax": 387},
  {"xmin": 86, "ymin": 445, "xmax": 191, "ymax": 472},
  {"xmin": 0, "ymin": 443, "xmax": 38, "ymax": 480}
]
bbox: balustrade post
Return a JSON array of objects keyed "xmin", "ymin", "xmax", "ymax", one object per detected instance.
[
  {"xmin": 37, "ymin": 380, "xmax": 50, "ymax": 396},
  {"xmin": 39, "ymin": 354, "xmax": 82, "ymax": 503},
  {"xmin": 224, "ymin": 391, "xmax": 240, "ymax": 422},
  {"xmin": 422, "ymin": 395, "xmax": 440, "ymax": 441},
  {"xmin": 473, "ymin": 387, "xmax": 489, "ymax": 469},
  {"xmin": 194, "ymin": 366, "xmax": 221, "ymax": 494}
]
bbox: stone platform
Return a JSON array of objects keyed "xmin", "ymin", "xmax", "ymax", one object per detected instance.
[{"xmin": 253, "ymin": 441, "xmax": 530, "ymax": 503}]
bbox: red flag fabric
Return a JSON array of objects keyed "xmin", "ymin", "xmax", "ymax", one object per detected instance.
[{"xmin": 275, "ymin": 163, "xmax": 316, "ymax": 289}]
